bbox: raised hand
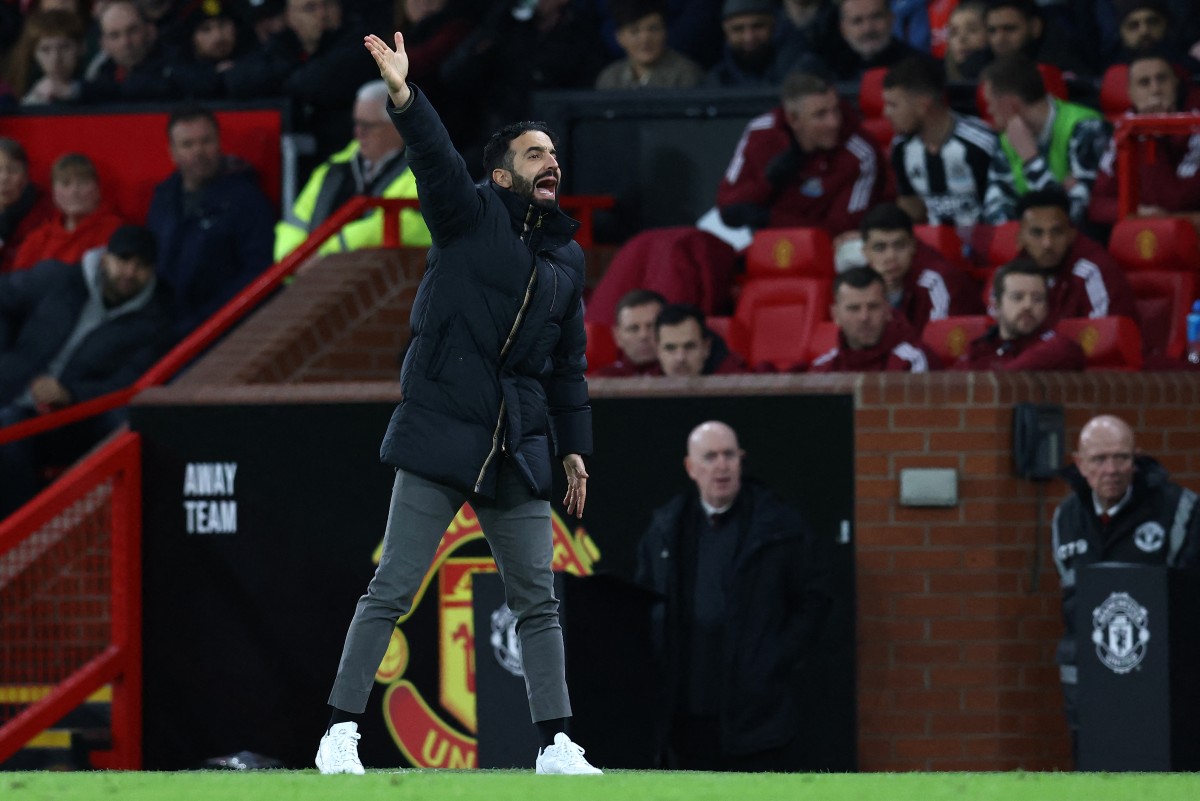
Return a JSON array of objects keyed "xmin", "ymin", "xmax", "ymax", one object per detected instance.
[{"xmin": 364, "ymin": 32, "xmax": 411, "ymax": 107}]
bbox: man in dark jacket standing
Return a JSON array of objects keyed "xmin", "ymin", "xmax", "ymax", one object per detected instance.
[
  {"xmin": 1051, "ymin": 415, "xmax": 1200, "ymax": 760},
  {"xmin": 314, "ymin": 32, "xmax": 600, "ymax": 776},
  {"xmin": 634, "ymin": 421, "xmax": 831, "ymax": 770},
  {"xmin": 0, "ymin": 225, "xmax": 174, "ymax": 517}
]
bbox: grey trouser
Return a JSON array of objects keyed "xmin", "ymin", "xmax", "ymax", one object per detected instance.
[{"xmin": 328, "ymin": 459, "xmax": 571, "ymax": 723}]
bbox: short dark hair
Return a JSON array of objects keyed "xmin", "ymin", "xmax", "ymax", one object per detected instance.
[
  {"xmin": 483, "ymin": 121, "xmax": 558, "ymax": 175},
  {"xmin": 1015, "ymin": 184, "xmax": 1072, "ymax": 219},
  {"xmin": 615, "ymin": 288, "xmax": 666, "ymax": 319},
  {"xmin": 0, "ymin": 137, "xmax": 29, "ymax": 168},
  {"xmin": 980, "ymin": 53, "xmax": 1045, "ymax": 103},
  {"xmin": 1126, "ymin": 44, "xmax": 1178, "ymax": 74},
  {"xmin": 167, "ymin": 103, "xmax": 219, "ymax": 138},
  {"xmin": 610, "ymin": 0, "xmax": 666, "ymax": 28},
  {"xmin": 992, "ymin": 257, "xmax": 1048, "ymax": 301},
  {"xmin": 882, "ymin": 55, "xmax": 946, "ymax": 99},
  {"xmin": 860, "ymin": 203, "xmax": 914, "ymax": 238},
  {"xmin": 655, "ymin": 303, "xmax": 708, "ymax": 337},
  {"xmin": 984, "ymin": 0, "xmax": 1039, "ymax": 21},
  {"xmin": 781, "ymin": 71, "xmax": 833, "ymax": 104},
  {"xmin": 833, "ymin": 266, "xmax": 886, "ymax": 296}
]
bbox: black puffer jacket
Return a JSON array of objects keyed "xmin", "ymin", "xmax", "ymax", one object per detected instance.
[
  {"xmin": 380, "ymin": 85, "xmax": 591, "ymax": 499},
  {"xmin": 634, "ymin": 482, "xmax": 831, "ymax": 757},
  {"xmin": 1051, "ymin": 456, "xmax": 1200, "ymax": 681}
]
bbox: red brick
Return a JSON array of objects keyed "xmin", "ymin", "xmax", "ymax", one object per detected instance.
[
  {"xmin": 857, "ymin": 432, "xmax": 928, "ymax": 453},
  {"xmin": 891, "ymin": 550, "xmax": 963, "ymax": 570},
  {"xmin": 860, "ymin": 711, "xmax": 929, "ymax": 736},
  {"xmin": 893, "ymin": 454, "xmax": 960, "ymax": 470},
  {"xmin": 859, "ymin": 572, "xmax": 927, "ymax": 594},
  {"xmin": 893, "ymin": 737, "xmax": 964, "ymax": 759},
  {"xmin": 964, "ymin": 407, "xmax": 1006, "ymax": 428},
  {"xmin": 894, "ymin": 643, "xmax": 961, "ymax": 664},
  {"xmin": 857, "ymin": 526, "xmax": 928, "ymax": 547},
  {"xmin": 893, "ymin": 408, "xmax": 964, "ymax": 429},
  {"xmin": 930, "ymin": 617, "xmax": 1019, "ymax": 641},
  {"xmin": 894, "ymin": 595, "xmax": 963, "ymax": 618},
  {"xmin": 929, "ymin": 665, "xmax": 1007, "ymax": 688},
  {"xmin": 963, "ymin": 453, "xmax": 1009, "ymax": 475},
  {"xmin": 856, "ymin": 408, "xmax": 891, "ymax": 430},
  {"xmin": 930, "ymin": 713, "xmax": 1001, "ymax": 735},
  {"xmin": 892, "ymin": 688, "xmax": 962, "ymax": 711},
  {"xmin": 856, "ymin": 454, "xmax": 890, "ymax": 476},
  {"xmin": 929, "ymin": 431, "xmax": 1006, "ymax": 451}
]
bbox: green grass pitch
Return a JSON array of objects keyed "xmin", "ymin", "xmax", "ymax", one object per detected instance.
[{"xmin": 4, "ymin": 770, "xmax": 1199, "ymax": 801}]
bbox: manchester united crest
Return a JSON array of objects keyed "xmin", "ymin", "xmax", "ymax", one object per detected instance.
[{"xmin": 1091, "ymin": 592, "xmax": 1151, "ymax": 675}]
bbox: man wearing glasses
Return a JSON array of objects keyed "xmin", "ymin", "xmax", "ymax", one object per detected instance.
[
  {"xmin": 274, "ymin": 79, "xmax": 431, "ymax": 261},
  {"xmin": 1051, "ymin": 414, "xmax": 1200, "ymax": 760}
]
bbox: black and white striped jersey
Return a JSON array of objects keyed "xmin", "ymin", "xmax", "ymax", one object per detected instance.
[{"xmin": 891, "ymin": 114, "xmax": 998, "ymax": 227}]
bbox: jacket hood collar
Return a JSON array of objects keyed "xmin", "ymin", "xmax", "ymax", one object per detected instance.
[{"xmin": 490, "ymin": 181, "xmax": 580, "ymax": 244}]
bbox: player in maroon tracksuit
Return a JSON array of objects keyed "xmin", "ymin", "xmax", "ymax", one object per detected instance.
[
  {"xmin": 808, "ymin": 267, "xmax": 940, "ymax": 372},
  {"xmin": 717, "ymin": 71, "xmax": 891, "ymax": 236},
  {"xmin": 858, "ymin": 203, "xmax": 984, "ymax": 335},
  {"xmin": 955, "ymin": 259, "xmax": 1086, "ymax": 370},
  {"xmin": 1089, "ymin": 51, "xmax": 1200, "ymax": 228},
  {"xmin": 1015, "ymin": 187, "xmax": 1141, "ymax": 329}
]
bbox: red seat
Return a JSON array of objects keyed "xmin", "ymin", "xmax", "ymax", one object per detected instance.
[
  {"xmin": 744, "ymin": 228, "xmax": 835, "ymax": 279},
  {"xmin": 1099, "ymin": 64, "xmax": 1131, "ymax": 118},
  {"xmin": 984, "ymin": 221, "xmax": 1022, "ymax": 268},
  {"xmin": 732, "ymin": 277, "xmax": 831, "ymax": 365},
  {"xmin": 1108, "ymin": 217, "xmax": 1200, "ymax": 273},
  {"xmin": 805, "ymin": 320, "xmax": 840, "ymax": 364},
  {"xmin": 858, "ymin": 67, "xmax": 888, "ymax": 118},
  {"xmin": 706, "ymin": 314, "xmax": 733, "ymax": 345},
  {"xmin": 860, "ymin": 116, "xmax": 895, "ymax": 152},
  {"xmin": 584, "ymin": 320, "xmax": 618, "ymax": 373},
  {"xmin": 913, "ymin": 225, "xmax": 967, "ymax": 269},
  {"xmin": 976, "ymin": 64, "xmax": 1067, "ymax": 123},
  {"xmin": 1055, "ymin": 316, "xmax": 1144, "ymax": 370},
  {"xmin": 1127, "ymin": 271, "xmax": 1197, "ymax": 359},
  {"xmin": 921, "ymin": 315, "xmax": 991, "ymax": 364}
]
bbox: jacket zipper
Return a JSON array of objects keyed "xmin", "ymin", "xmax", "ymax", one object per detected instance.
[{"xmin": 474, "ymin": 213, "xmax": 542, "ymax": 493}]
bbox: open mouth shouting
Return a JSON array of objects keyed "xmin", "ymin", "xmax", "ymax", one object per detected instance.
[{"xmin": 534, "ymin": 172, "xmax": 558, "ymax": 202}]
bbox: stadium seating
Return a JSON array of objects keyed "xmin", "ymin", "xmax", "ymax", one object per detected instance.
[
  {"xmin": 921, "ymin": 315, "xmax": 991, "ymax": 364},
  {"xmin": 858, "ymin": 67, "xmax": 888, "ymax": 119},
  {"xmin": 584, "ymin": 320, "xmax": 618, "ymax": 373},
  {"xmin": 914, "ymin": 225, "xmax": 968, "ymax": 269},
  {"xmin": 1055, "ymin": 316, "xmax": 1144, "ymax": 370},
  {"xmin": 983, "ymin": 221, "xmax": 1022, "ymax": 267},
  {"xmin": 732, "ymin": 277, "xmax": 831, "ymax": 367},
  {"xmin": 860, "ymin": 116, "xmax": 895, "ymax": 152},
  {"xmin": 1108, "ymin": 217, "xmax": 1200, "ymax": 273},
  {"xmin": 744, "ymin": 228, "xmax": 835, "ymax": 279},
  {"xmin": 805, "ymin": 321, "xmax": 840, "ymax": 364},
  {"xmin": 1127, "ymin": 271, "xmax": 1197, "ymax": 359},
  {"xmin": 706, "ymin": 315, "xmax": 733, "ymax": 345},
  {"xmin": 1099, "ymin": 64, "xmax": 1131, "ymax": 118}
]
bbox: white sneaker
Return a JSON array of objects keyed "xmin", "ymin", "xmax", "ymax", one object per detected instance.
[
  {"xmin": 316, "ymin": 722, "xmax": 365, "ymax": 774},
  {"xmin": 535, "ymin": 732, "xmax": 603, "ymax": 775}
]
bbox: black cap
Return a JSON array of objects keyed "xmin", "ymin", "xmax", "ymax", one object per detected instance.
[{"xmin": 107, "ymin": 225, "xmax": 158, "ymax": 266}]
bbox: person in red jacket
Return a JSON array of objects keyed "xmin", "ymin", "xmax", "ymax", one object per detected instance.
[
  {"xmin": 596, "ymin": 288, "xmax": 666, "ymax": 377},
  {"xmin": 809, "ymin": 266, "xmax": 940, "ymax": 372},
  {"xmin": 856, "ymin": 202, "xmax": 984, "ymax": 334},
  {"xmin": 1015, "ymin": 186, "xmax": 1141, "ymax": 330},
  {"xmin": 0, "ymin": 138, "xmax": 56, "ymax": 273},
  {"xmin": 11, "ymin": 153, "xmax": 125, "ymax": 272},
  {"xmin": 1089, "ymin": 50, "xmax": 1200, "ymax": 231},
  {"xmin": 954, "ymin": 258, "xmax": 1086, "ymax": 370},
  {"xmin": 714, "ymin": 70, "xmax": 891, "ymax": 237}
]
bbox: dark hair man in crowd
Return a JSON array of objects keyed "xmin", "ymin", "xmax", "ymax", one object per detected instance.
[
  {"xmin": 857, "ymin": 203, "xmax": 984, "ymax": 334},
  {"xmin": 704, "ymin": 0, "xmax": 795, "ymax": 87},
  {"xmin": 635, "ymin": 420, "xmax": 831, "ymax": 770},
  {"xmin": 1052, "ymin": 414, "xmax": 1200, "ymax": 760},
  {"xmin": 653, "ymin": 304, "xmax": 747, "ymax": 377},
  {"xmin": 1089, "ymin": 50, "xmax": 1200, "ymax": 230},
  {"xmin": 953, "ymin": 258, "xmax": 1084, "ymax": 370},
  {"xmin": 315, "ymin": 32, "xmax": 602, "ymax": 776},
  {"xmin": 980, "ymin": 53, "xmax": 1111, "ymax": 224},
  {"xmin": 0, "ymin": 225, "xmax": 174, "ymax": 517},
  {"xmin": 883, "ymin": 55, "xmax": 998, "ymax": 228},
  {"xmin": 597, "ymin": 288, "xmax": 666, "ymax": 377},
  {"xmin": 982, "ymin": 0, "xmax": 1095, "ymax": 77},
  {"xmin": 1014, "ymin": 187, "xmax": 1140, "ymax": 329},
  {"xmin": 809, "ymin": 266, "xmax": 939, "ymax": 372},
  {"xmin": 146, "ymin": 104, "xmax": 276, "ymax": 338}
]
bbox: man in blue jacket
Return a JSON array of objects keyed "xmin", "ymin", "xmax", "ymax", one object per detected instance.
[
  {"xmin": 314, "ymin": 32, "xmax": 599, "ymax": 776},
  {"xmin": 146, "ymin": 104, "xmax": 276, "ymax": 338},
  {"xmin": 0, "ymin": 225, "xmax": 174, "ymax": 518}
]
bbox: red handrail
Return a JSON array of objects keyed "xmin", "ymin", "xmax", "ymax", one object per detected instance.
[
  {"xmin": 0, "ymin": 194, "xmax": 613, "ymax": 447},
  {"xmin": 1114, "ymin": 112, "xmax": 1200, "ymax": 219}
]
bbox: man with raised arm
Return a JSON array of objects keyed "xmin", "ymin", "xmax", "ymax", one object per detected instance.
[{"xmin": 314, "ymin": 31, "xmax": 600, "ymax": 776}]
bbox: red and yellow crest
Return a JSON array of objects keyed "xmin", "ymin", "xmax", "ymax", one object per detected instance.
[{"xmin": 375, "ymin": 503, "xmax": 599, "ymax": 768}]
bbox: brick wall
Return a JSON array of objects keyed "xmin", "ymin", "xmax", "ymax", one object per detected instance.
[{"xmin": 167, "ymin": 250, "xmax": 1200, "ymax": 771}]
